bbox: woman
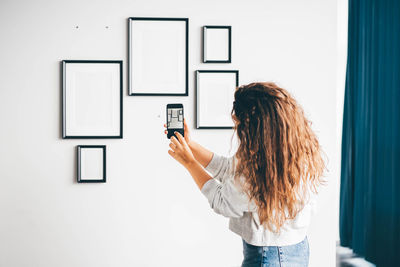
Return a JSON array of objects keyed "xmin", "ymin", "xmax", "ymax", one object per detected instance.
[{"xmin": 164, "ymin": 82, "xmax": 325, "ymax": 267}]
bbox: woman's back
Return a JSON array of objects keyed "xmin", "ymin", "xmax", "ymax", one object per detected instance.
[{"xmin": 201, "ymin": 152, "xmax": 318, "ymax": 246}]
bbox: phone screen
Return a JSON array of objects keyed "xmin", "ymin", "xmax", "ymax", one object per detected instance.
[{"xmin": 167, "ymin": 107, "xmax": 183, "ymax": 129}]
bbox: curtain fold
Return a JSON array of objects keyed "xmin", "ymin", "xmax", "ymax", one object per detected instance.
[{"xmin": 340, "ymin": 0, "xmax": 400, "ymax": 266}]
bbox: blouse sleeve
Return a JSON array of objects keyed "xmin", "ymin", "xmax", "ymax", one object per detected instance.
[
  {"xmin": 201, "ymin": 153, "xmax": 256, "ymax": 218},
  {"xmin": 204, "ymin": 153, "xmax": 235, "ymax": 183}
]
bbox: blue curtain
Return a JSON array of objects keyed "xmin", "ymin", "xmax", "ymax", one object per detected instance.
[{"xmin": 340, "ymin": 0, "xmax": 400, "ymax": 266}]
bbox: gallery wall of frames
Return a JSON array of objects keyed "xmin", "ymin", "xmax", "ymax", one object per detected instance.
[
  {"xmin": 0, "ymin": 1, "xmax": 338, "ymax": 265},
  {"xmin": 62, "ymin": 17, "xmax": 237, "ymax": 182}
]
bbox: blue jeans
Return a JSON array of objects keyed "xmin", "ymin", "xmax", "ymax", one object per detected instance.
[{"xmin": 242, "ymin": 237, "xmax": 309, "ymax": 267}]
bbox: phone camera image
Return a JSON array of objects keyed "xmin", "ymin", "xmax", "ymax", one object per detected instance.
[{"xmin": 167, "ymin": 108, "xmax": 183, "ymax": 129}]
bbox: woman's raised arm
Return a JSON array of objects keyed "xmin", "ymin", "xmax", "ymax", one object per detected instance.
[{"xmin": 165, "ymin": 119, "xmax": 214, "ymax": 168}]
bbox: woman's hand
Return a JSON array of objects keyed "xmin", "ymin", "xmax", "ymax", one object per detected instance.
[
  {"xmin": 162, "ymin": 119, "xmax": 213, "ymax": 190},
  {"xmin": 164, "ymin": 119, "xmax": 191, "ymax": 145},
  {"xmin": 168, "ymin": 132, "xmax": 196, "ymax": 168},
  {"xmin": 163, "ymin": 119, "xmax": 214, "ymax": 168}
]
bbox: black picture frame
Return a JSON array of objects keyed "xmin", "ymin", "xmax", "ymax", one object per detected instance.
[
  {"xmin": 202, "ymin": 26, "xmax": 232, "ymax": 63},
  {"xmin": 62, "ymin": 60, "xmax": 123, "ymax": 139},
  {"xmin": 195, "ymin": 70, "xmax": 239, "ymax": 129},
  {"xmin": 128, "ymin": 17, "xmax": 189, "ymax": 96},
  {"xmin": 77, "ymin": 145, "xmax": 106, "ymax": 183}
]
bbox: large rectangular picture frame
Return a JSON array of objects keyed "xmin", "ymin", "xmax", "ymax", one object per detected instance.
[
  {"xmin": 128, "ymin": 17, "xmax": 189, "ymax": 96},
  {"xmin": 62, "ymin": 60, "xmax": 123, "ymax": 139},
  {"xmin": 202, "ymin": 26, "xmax": 232, "ymax": 63},
  {"xmin": 196, "ymin": 70, "xmax": 239, "ymax": 129},
  {"xmin": 77, "ymin": 145, "xmax": 106, "ymax": 183}
]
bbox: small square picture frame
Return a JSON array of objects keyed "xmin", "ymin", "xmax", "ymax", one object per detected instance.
[
  {"xmin": 203, "ymin": 26, "xmax": 232, "ymax": 63},
  {"xmin": 196, "ymin": 70, "xmax": 239, "ymax": 129},
  {"xmin": 77, "ymin": 145, "xmax": 106, "ymax": 183}
]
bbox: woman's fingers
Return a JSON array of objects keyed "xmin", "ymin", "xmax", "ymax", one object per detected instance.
[
  {"xmin": 175, "ymin": 132, "xmax": 189, "ymax": 149},
  {"xmin": 183, "ymin": 119, "xmax": 191, "ymax": 143},
  {"xmin": 168, "ymin": 149, "xmax": 176, "ymax": 158},
  {"xmin": 174, "ymin": 132, "xmax": 188, "ymax": 148},
  {"xmin": 168, "ymin": 149, "xmax": 184, "ymax": 163},
  {"xmin": 169, "ymin": 142, "xmax": 176, "ymax": 150},
  {"xmin": 170, "ymin": 136, "xmax": 182, "ymax": 149},
  {"xmin": 183, "ymin": 119, "xmax": 189, "ymax": 134},
  {"xmin": 183, "ymin": 121, "xmax": 187, "ymax": 131}
]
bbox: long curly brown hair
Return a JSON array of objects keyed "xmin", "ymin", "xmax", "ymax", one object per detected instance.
[{"xmin": 232, "ymin": 82, "xmax": 325, "ymax": 232}]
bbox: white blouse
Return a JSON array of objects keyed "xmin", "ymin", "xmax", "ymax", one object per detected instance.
[{"xmin": 201, "ymin": 152, "xmax": 318, "ymax": 246}]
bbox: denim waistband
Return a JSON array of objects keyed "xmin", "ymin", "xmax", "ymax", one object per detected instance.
[{"xmin": 241, "ymin": 236, "xmax": 309, "ymax": 267}]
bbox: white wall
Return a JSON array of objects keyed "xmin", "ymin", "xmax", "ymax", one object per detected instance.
[
  {"xmin": 336, "ymin": 0, "xmax": 349, "ymax": 243},
  {"xmin": 0, "ymin": 0, "xmax": 339, "ymax": 266}
]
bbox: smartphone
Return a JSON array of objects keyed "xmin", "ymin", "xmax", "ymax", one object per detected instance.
[{"xmin": 166, "ymin": 103, "xmax": 184, "ymax": 139}]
